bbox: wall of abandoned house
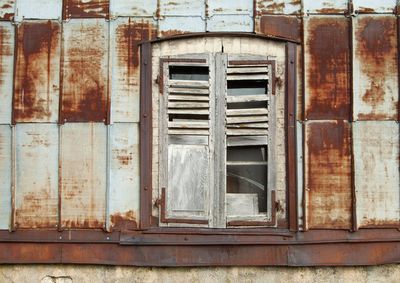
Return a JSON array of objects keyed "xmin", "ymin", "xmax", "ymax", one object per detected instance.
[{"xmin": 0, "ymin": 0, "xmax": 399, "ymax": 281}]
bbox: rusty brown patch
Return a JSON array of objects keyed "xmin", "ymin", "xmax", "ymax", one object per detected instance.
[
  {"xmin": 258, "ymin": 15, "xmax": 300, "ymax": 42},
  {"xmin": 63, "ymin": 219, "xmax": 104, "ymax": 229},
  {"xmin": 13, "ymin": 21, "xmax": 61, "ymax": 122},
  {"xmin": 305, "ymin": 17, "xmax": 350, "ymax": 120},
  {"xmin": 0, "ymin": 23, "xmax": 13, "ymax": 96},
  {"xmin": 0, "ymin": 0, "xmax": 14, "ymax": 20},
  {"xmin": 357, "ymin": 7, "xmax": 376, "ymax": 13},
  {"xmin": 110, "ymin": 211, "xmax": 137, "ymax": 231},
  {"xmin": 61, "ymin": 20, "xmax": 108, "ymax": 123},
  {"xmin": 316, "ymin": 8, "xmax": 346, "ymax": 14},
  {"xmin": 63, "ymin": 0, "xmax": 109, "ymax": 19},
  {"xmin": 355, "ymin": 16, "xmax": 397, "ymax": 120},
  {"xmin": 305, "ymin": 121, "xmax": 352, "ymax": 229},
  {"xmin": 160, "ymin": 29, "xmax": 187, "ymax": 38}
]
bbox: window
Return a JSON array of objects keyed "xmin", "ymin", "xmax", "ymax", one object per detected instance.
[{"xmin": 157, "ymin": 53, "xmax": 276, "ymax": 228}]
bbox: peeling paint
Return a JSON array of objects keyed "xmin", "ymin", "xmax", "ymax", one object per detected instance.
[{"xmin": 63, "ymin": 0, "xmax": 109, "ymax": 19}]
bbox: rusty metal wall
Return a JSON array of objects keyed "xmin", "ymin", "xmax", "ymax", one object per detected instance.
[{"xmin": 0, "ymin": 0, "xmax": 398, "ymax": 232}]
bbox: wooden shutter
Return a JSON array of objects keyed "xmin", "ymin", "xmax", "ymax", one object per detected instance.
[{"xmin": 159, "ymin": 55, "xmax": 212, "ymax": 226}]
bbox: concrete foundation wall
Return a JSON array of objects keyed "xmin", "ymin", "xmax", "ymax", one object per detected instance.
[{"xmin": 1, "ymin": 265, "xmax": 400, "ymax": 283}]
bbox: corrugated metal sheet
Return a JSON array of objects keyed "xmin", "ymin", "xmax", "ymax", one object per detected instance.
[
  {"xmin": 354, "ymin": 121, "xmax": 399, "ymax": 228},
  {"xmin": 110, "ymin": 17, "xmax": 156, "ymax": 122},
  {"xmin": 14, "ymin": 0, "xmax": 62, "ymax": 21},
  {"xmin": 108, "ymin": 123, "xmax": 139, "ymax": 231},
  {"xmin": 304, "ymin": 16, "xmax": 351, "ymax": 120},
  {"xmin": 15, "ymin": 124, "xmax": 58, "ymax": 229},
  {"xmin": 0, "ymin": 22, "xmax": 14, "ymax": 124},
  {"xmin": 305, "ymin": 121, "xmax": 352, "ymax": 229},
  {"xmin": 63, "ymin": 0, "xmax": 109, "ymax": 19},
  {"xmin": 13, "ymin": 21, "xmax": 61, "ymax": 123},
  {"xmin": 256, "ymin": 0, "xmax": 301, "ymax": 15},
  {"xmin": 207, "ymin": 0, "xmax": 253, "ymax": 32},
  {"xmin": 0, "ymin": 0, "xmax": 15, "ymax": 20},
  {"xmin": 60, "ymin": 123, "xmax": 106, "ymax": 229},
  {"xmin": 353, "ymin": 15, "xmax": 398, "ymax": 120},
  {"xmin": 0, "ymin": 125, "xmax": 11, "ymax": 229},
  {"xmin": 61, "ymin": 19, "xmax": 108, "ymax": 123},
  {"xmin": 303, "ymin": 0, "xmax": 348, "ymax": 14},
  {"xmin": 109, "ymin": 0, "xmax": 157, "ymax": 18},
  {"xmin": 353, "ymin": 0, "xmax": 396, "ymax": 14}
]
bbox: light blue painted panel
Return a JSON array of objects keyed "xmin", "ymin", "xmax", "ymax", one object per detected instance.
[
  {"xmin": 110, "ymin": 0, "xmax": 158, "ymax": 17},
  {"xmin": 0, "ymin": 125, "xmax": 11, "ymax": 230},
  {"xmin": 0, "ymin": 22, "xmax": 14, "ymax": 124}
]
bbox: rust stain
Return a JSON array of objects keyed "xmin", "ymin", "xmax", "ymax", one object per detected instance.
[
  {"xmin": 61, "ymin": 20, "xmax": 108, "ymax": 122},
  {"xmin": 63, "ymin": 219, "xmax": 104, "ymax": 229},
  {"xmin": 110, "ymin": 211, "xmax": 137, "ymax": 231},
  {"xmin": 113, "ymin": 148, "xmax": 133, "ymax": 166},
  {"xmin": 265, "ymin": 2, "xmax": 285, "ymax": 14},
  {"xmin": 258, "ymin": 15, "xmax": 301, "ymax": 42},
  {"xmin": 316, "ymin": 8, "xmax": 346, "ymax": 14},
  {"xmin": 63, "ymin": 0, "xmax": 109, "ymax": 19},
  {"xmin": 0, "ymin": 23, "xmax": 13, "ymax": 97},
  {"xmin": 355, "ymin": 16, "xmax": 397, "ymax": 120},
  {"xmin": 14, "ymin": 21, "xmax": 60, "ymax": 122},
  {"xmin": 306, "ymin": 121, "xmax": 352, "ymax": 229},
  {"xmin": 357, "ymin": 7, "xmax": 376, "ymax": 13},
  {"xmin": 160, "ymin": 29, "xmax": 187, "ymax": 38},
  {"xmin": 305, "ymin": 17, "xmax": 350, "ymax": 120},
  {"xmin": 0, "ymin": 0, "xmax": 15, "ymax": 20}
]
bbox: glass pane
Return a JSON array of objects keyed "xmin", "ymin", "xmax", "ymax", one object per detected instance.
[
  {"xmin": 169, "ymin": 66, "xmax": 209, "ymax": 81},
  {"xmin": 227, "ymin": 146, "xmax": 267, "ymax": 162}
]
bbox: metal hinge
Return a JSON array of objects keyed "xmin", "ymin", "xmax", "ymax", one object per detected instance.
[{"xmin": 154, "ymin": 198, "xmax": 162, "ymax": 207}]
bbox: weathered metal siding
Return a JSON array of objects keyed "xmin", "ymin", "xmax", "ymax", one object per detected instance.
[
  {"xmin": 207, "ymin": 0, "xmax": 253, "ymax": 32},
  {"xmin": 0, "ymin": 125, "xmax": 11, "ymax": 229},
  {"xmin": 303, "ymin": 0, "xmax": 348, "ymax": 14},
  {"xmin": 304, "ymin": 16, "xmax": 351, "ymax": 120},
  {"xmin": 256, "ymin": 0, "xmax": 301, "ymax": 14},
  {"xmin": 63, "ymin": 0, "xmax": 109, "ymax": 19},
  {"xmin": 354, "ymin": 121, "xmax": 400, "ymax": 228},
  {"xmin": 15, "ymin": 124, "xmax": 59, "ymax": 228},
  {"xmin": 353, "ymin": 15, "xmax": 398, "ymax": 120},
  {"xmin": 110, "ymin": 17, "xmax": 156, "ymax": 123},
  {"xmin": 13, "ymin": 21, "xmax": 61, "ymax": 123},
  {"xmin": 0, "ymin": 0, "xmax": 14, "ymax": 20},
  {"xmin": 0, "ymin": 22, "xmax": 14, "ymax": 124},
  {"xmin": 353, "ymin": 0, "xmax": 396, "ymax": 14},
  {"xmin": 305, "ymin": 121, "xmax": 352, "ymax": 229},
  {"xmin": 14, "ymin": 0, "xmax": 62, "ymax": 21},
  {"xmin": 60, "ymin": 123, "xmax": 107, "ymax": 229},
  {"xmin": 61, "ymin": 19, "xmax": 108, "ymax": 123},
  {"xmin": 109, "ymin": 0, "xmax": 157, "ymax": 18}
]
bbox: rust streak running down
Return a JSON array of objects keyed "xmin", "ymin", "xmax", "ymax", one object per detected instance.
[
  {"xmin": 305, "ymin": 121, "xmax": 352, "ymax": 229},
  {"xmin": 14, "ymin": 21, "xmax": 61, "ymax": 123},
  {"xmin": 63, "ymin": 0, "xmax": 109, "ymax": 19},
  {"xmin": 305, "ymin": 17, "xmax": 351, "ymax": 120}
]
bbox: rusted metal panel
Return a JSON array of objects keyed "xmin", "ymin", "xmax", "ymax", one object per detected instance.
[
  {"xmin": 304, "ymin": 16, "xmax": 351, "ymax": 120},
  {"xmin": 60, "ymin": 123, "xmax": 106, "ymax": 229},
  {"xmin": 159, "ymin": 16, "xmax": 206, "ymax": 37},
  {"xmin": 353, "ymin": 15, "xmax": 398, "ymax": 120},
  {"xmin": 13, "ymin": 21, "xmax": 61, "ymax": 123},
  {"xmin": 207, "ymin": 0, "xmax": 253, "ymax": 32},
  {"xmin": 256, "ymin": 0, "xmax": 301, "ymax": 15},
  {"xmin": 303, "ymin": 0, "xmax": 348, "ymax": 14},
  {"xmin": 0, "ymin": 0, "xmax": 15, "ymax": 20},
  {"xmin": 160, "ymin": 0, "xmax": 205, "ymax": 17},
  {"xmin": 0, "ymin": 125, "xmax": 11, "ymax": 229},
  {"xmin": 14, "ymin": 0, "xmax": 62, "ymax": 21},
  {"xmin": 354, "ymin": 0, "xmax": 396, "ymax": 14},
  {"xmin": 61, "ymin": 19, "xmax": 108, "ymax": 123},
  {"xmin": 63, "ymin": 0, "xmax": 109, "ymax": 19},
  {"xmin": 110, "ymin": 17, "xmax": 157, "ymax": 122},
  {"xmin": 305, "ymin": 121, "xmax": 352, "ymax": 229},
  {"xmin": 15, "ymin": 124, "xmax": 58, "ymax": 229},
  {"xmin": 257, "ymin": 15, "xmax": 301, "ymax": 42},
  {"xmin": 108, "ymin": 123, "xmax": 139, "ymax": 231},
  {"xmin": 110, "ymin": 0, "xmax": 157, "ymax": 18},
  {"xmin": 354, "ymin": 121, "xmax": 399, "ymax": 228},
  {"xmin": 0, "ymin": 22, "xmax": 14, "ymax": 124}
]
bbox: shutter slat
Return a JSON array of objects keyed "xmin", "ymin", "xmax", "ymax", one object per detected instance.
[
  {"xmin": 227, "ymin": 95, "xmax": 268, "ymax": 103},
  {"xmin": 168, "ymin": 102, "xmax": 209, "ymax": 108},
  {"xmin": 169, "ymin": 80, "xmax": 209, "ymax": 88},
  {"xmin": 227, "ymin": 116, "xmax": 268, "ymax": 124},
  {"xmin": 227, "ymin": 109, "xmax": 268, "ymax": 116},
  {"xmin": 226, "ymin": 129, "xmax": 268, "ymax": 136},
  {"xmin": 168, "ymin": 87, "xmax": 209, "ymax": 95},
  {"xmin": 168, "ymin": 95, "xmax": 209, "ymax": 101}
]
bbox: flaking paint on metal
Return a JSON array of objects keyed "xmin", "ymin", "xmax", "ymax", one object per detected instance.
[
  {"xmin": 14, "ymin": 0, "xmax": 62, "ymax": 21},
  {"xmin": 0, "ymin": 22, "xmax": 14, "ymax": 124},
  {"xmin": 109, "ymin": 0, "xmax": 158, "ymax": 18},
  {"xmin": 160, "ymin": 16, "xmax": 205, "ymax": 36},
  {"xmin": 13, "ymin": 21, "xmax": 61, "ymax": 123},
  {"xmin": 15, "ymin": 124, "xmax": 58, "ymax": 229},
  {"xmin": 303, "ymin": 0, "xmax": 348, "ymax": 14},
  {"xmin": 353, "ymin": 15, "xmax": 398, "ymax": 120},
  {"xmin": 208, "ymin": 0, "xmax": 253, "ymax": 16},
  {"xmin": 63, "ymin": 0, "xmax": 109, "ymax": 19},
  {"xmin": 61, "ymin": 19, "xmax": 108, "ymax": 123},
  {"xmin": 60, "ymin": 123, "xmax": 107, "ymax": 229},
  {"xmin": 108, "ymin": 123, "xmax": 139, "ymax": 231},
  {"xmin": 207, "ymin": 15, "xmax": 253, "ymax": 32},
  {"xmin": 305, "ymin": 121, "xmax": 352, "ymax": 229},
  {"xmin": 255, "ymin": 0, "xmax": 301, "ymax": 15},
  {"xmin": 353, "ymin": 0, "xmax": 396, "ymax": 14},
  {"xmin": 354, "ymin": 121, "xmax": 400, "ymax": 228},
  {"xmin": 304, "ymin": 16, "xmax": 351, "ymax": 120},
  {"xmin": 110, "ymin": 17, "xmax": 157, "ymax": 123},
  {"xmin": 159, "ymin": 0, "xmax": 205, "ymax": 17},
  {"xmin": 256, "ymin": 15, "xmax": 301, "ymax": 41},
  {"xmin": 0, "ymin": 0, "xmax": 15, "ymax": 20},
  {"xmin": 0, "ymin": 125, "xmax": 11, "ymax": 229}
]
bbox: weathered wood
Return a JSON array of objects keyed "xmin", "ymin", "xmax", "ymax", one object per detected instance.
[
  {"xmin": 227, "ymin": 74, "xmax": 268, "ymax": 80},
  {"xmin": 227, "ymin": 129, "xmax": 268, "ymax": 136},
  {"xmin": 167, "ymin": 109, "xmax": 209, "ymax": 115},
  {"xmin": 227, "ymin": 67, "xmax": 269, "ymax": 74},
  {"xmin": 227, "ymin": 161, "xmax": 268, "ymax": 166},
  {"xmin": 168, "ymin": 121, "xmax": 209, "ymax": 129},
  {"xmin": 227, "ymin": 116, "xmax": 268, "ymax": 124},
  {"xmin": 168, "ymin": 102, "xmax": 209, "ymax": 108},
  {"xmin": 168, "ymin": 87, "xmax": 209, "ymax": 95},
  {"xmin": 169, "ymin": 135, "xmax": 209, "ymax": 145},
  {"xmin": 226, "ymin": 194, "xmax": 259, "ymax": 216},
  {"xmin": 169, "ymin": 79, "xmax": 209, "ymax": 88},
  {"xmin": 228, "ymin": 123, "xmax": 268, "ymax": 128},
  {"xmin": 168, "ymin": 95, "xmax": 209, "ymax": 101},
  {"xmin": 227, "ymin": 108, "xmax": 268, "ymax": 116},
  {"xmin": 227, "ymin": 95, "xmax": 268, "ymax": 103},
  {"xmin": 168, "ymin": 129, "xmax": 209, "ymax": 135},
  {"xmin": 227, "ymin": 136, "xmax": 268, "ymax": 146}
]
